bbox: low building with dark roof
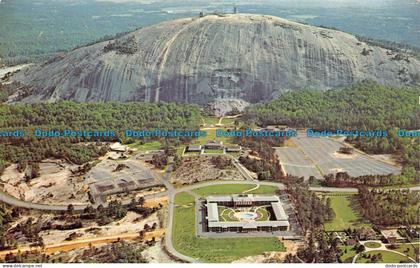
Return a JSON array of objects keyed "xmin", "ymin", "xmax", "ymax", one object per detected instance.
[
  {"xmin": 186, "ymin": 145, "xmax": 202, "ymax": 152},
  {"xmin": 225, "ymin": 146, "xmax": 241, "ymax": 152},
  {"xmin": 204, "ymin": 141, "xmax": 223, "ymax": 149}
]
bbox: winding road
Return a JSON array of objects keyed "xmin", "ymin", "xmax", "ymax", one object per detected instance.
[{"xmin": 1, "ymin": 161, "xmax": 419, "ymax": 263}]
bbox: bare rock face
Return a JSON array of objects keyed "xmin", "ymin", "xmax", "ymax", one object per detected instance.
[{"xmin": 10, "ymin": 14, "xmax": 420, "ymax": 104}]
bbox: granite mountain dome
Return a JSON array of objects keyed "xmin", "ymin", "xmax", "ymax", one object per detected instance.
[{"xmin": 9, "ymin": 14, "xmax": 420, "ymax": 104}]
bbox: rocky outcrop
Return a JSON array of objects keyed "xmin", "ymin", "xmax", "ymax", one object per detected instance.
[{"xmin": 10, "ymin": 14, "xmax": 420, "ymax": 104}]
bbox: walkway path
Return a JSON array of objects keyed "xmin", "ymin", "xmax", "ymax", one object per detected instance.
[{"xmin": 352, "ymin": 240, "xmax": 416, "ymax": 263}]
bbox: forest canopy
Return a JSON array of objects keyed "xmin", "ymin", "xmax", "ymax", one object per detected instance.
[
  {"xmin": 0, "ymin": 101, "xmax": 201, "ymax": 168},
  {"xmin": 244, "ymin": 81, "xmax": 420, "ymax": 130}
]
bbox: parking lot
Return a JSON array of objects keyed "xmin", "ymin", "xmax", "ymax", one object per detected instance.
[{"xmin": 276, "ymin": 137, "xmax": 401, "ymax": 180}]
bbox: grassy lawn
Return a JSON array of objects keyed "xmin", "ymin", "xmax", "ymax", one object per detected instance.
[
  {"xmin": 174, "ymin": 192, "xmax": 195, "ymax": 205},
  {"xmin": 202, "ymin": 116, "xmax": 221, "ymax": 125},
  {"xmin": 191, "ymin": 128, "xmax": 234, "ymax": 146},
  {"xmin": 323, "ymin": 194, "xmax": 369, "ymax": 231},
  {"xmin": 203, "ymin": 149, "xmax": 224, "ymax": 154},
  {"xmin": 225, "ymin": 152, "xmax": 241, "ymax": 158},
  {"xmin": 338, "ymin": 245, "xmax": 358, "ymax": 263},
  {"xmin": 172, "ymin": 192, "xmax": 285, "ymax": 263},
  {"xmin": 128, "ymin": 141, "xmax": 162, "ymax": 151},
  {"xmin": 364, "ymin": 242, "xmax": 382, "ymax": 248},
  {"xmin": 256, "ymin": 207, "xmax": 270, "ymax": 221},
  {"xmin": 221, "ymin": 117, "xmax": 238, "ymax": 126},
  {"xmin": 390, "ymin": 243, "xmax": 419, "ymax": 260},
  {"xmin": 249, "ymin": 185, "xmax": 279, "ymax": 194},
  {"xmin": 219, "ymin": 207, "xmax": 238, "ymax": 222},
  {"xmin": 192, "ymin": 184, "xmax": 278, "ymax": 196},
  {"xmin": 356, "ymin": 250, "xmax": 413, "ymax": 263}
]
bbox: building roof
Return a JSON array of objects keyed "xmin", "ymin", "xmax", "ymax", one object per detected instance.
[
  {"xmin": 206, "ymin": 203, "xmax": 219, "ymax": 222},
  {"xmin": 271, "ymin": 202, "xmax": 288, "ymax": 221},
  {"xmin": 207, "ymin": 196, "xmax": 232, "ymax": 203},
  {"xmin": 187, "ymin": 145, "xmax": 202, "ymax": 151},
  {"xmin": 207, "ymin": 194, "xmax": 280, "ymax": 203},
  {"xmin": 205, "ymin": 141, "xmax": 223, "ymax": 147},
  {"xmin": 226, "ymin": 146, "xmax": 241, "ymax": 151},
  {"xmin": 208, "ymin": 220, "xmax": 289, "ymax": 229},
  {"xmin": 380, "ymin": 229, "xmax": 404, "ymax": 239},
  {"xmin": 253, "ymin": 195, "xmax": 280, "ymax": 202}
]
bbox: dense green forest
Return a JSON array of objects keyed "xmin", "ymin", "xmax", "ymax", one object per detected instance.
[
  {"xmin": 283, "ymin": 179, "xmax": 337, "ymax": 263},
  {"xmin": 0, "ymin": 101, "xmax": 201, "ymax": 170},
  {"xmin": 245, "ymin": 81, "xmax": 420, "ymax": 170},
  {"xmin": 245, "ymin": 82, "xmax": 420, "ymax": 130},
  {"xmin": 357, "ymin": 186, "xmax": 420, "ymax": 225}
]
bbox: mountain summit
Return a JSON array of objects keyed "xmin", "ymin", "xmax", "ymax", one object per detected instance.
[{"xmin": 9, "ymin": 14, "xmax": 420, "ymax": 104}]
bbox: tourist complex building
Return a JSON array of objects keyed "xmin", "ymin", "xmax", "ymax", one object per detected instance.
[{"xmin": 205, "ymin": 194, "xmax": 290, "ymax": 233}]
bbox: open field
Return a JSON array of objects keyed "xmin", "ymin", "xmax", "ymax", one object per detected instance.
[
  {"xmin": 338, "ymin": 245, "xmax": 358, "ymax": 263},
  {"xmin": 174, "ymin": 192, "xmax": 195, "ymax": 205},
  {"xmin": 128, "ymin": 141, "xmax": 162, "ymax": 151},
  {"xmin": 323, "ymin": 194, "xmax": 369, "ymax": 231},
  {"xmin": 220, "ymin": 117, "xmax": 238, "ymax": 126},
  {"xmin": 192, "ymin": 184, "xmax": 278, "ymax": 196},
  {"xmin": 276, "ymin": 136, "xmax": 401, "ymax": 180},
  {"xmin": 390, "ymin": 244, "xmax": 420, "ymax": 260},
  {"xmin": 172, "ymin": 192, "xmax": 284, "ymax": 263},
  {"xmin": 355, "ymin": 250, "xmax": 414, "ymax": 263},
  {"xmin": 202, "ymin": 116, "xmax": 221, "ymax": 126},
  {"xmin": 191, "ymin": 128, "xmax": 234, "ymax": 146}
]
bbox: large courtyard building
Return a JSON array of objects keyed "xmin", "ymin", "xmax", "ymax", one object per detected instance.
[{"xmin": 205, "ymin": 194, "xmax": 290, "ymax": 233}]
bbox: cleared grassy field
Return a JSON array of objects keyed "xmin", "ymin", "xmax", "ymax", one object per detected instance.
[
  {"xmin": 391, "ymin": 243, "xmax": 419, "ymax": 260},
  {"xmin": 172, "ymin": 192, "xmax": 284, "ymax": 263},
  {"xmin": 323, "ymin": 194, "xmax": 369, "ymax": 231},
  {"xmin": 203, "ymin": 149, "xmax": 224, "ymax": 154},
  {"xmin": 338, "ymin": 245, "xmax": 358, "ymax": 263},
  {"xmin": 249, "ymin": 185, "xmax": 279, "ymax": 194},
  {"xmin": 202, "ymin": 116, "xmax": 221, "ymax": 125},
  {"xmin": 192, "ymin": 184, "xmax": 278, "ymax": 196},
  {"xmin": 128, "ymin": 141, "xmax": 162, "ymax": 151},
  {"xmin": 220, "ymin": 117, "xmax": 238, "ymax": 126},
  {"xmin": 174, "ymin": 192, "xmax": 195, "ymax": 205},
  {"xmin": 191, "ymin": 128, "xmax": 234, "ymax": 146},
  {"xmin": 356, "ymin": 250, "xmax": 413, "ymax": 263}
]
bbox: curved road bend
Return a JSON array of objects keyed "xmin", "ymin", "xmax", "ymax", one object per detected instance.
[{"xmin": 1, "ymin": 165, "xmax": 419, "ymax": 263}]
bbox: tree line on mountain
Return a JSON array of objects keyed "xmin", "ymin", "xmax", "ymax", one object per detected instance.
[
  {"xmin": 244, "ymin": 81, "xmax": 420, "ymax": 131},
  {"xmin": 0, "ymin": 101, "xmax": 201, "ymax": 173}
]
